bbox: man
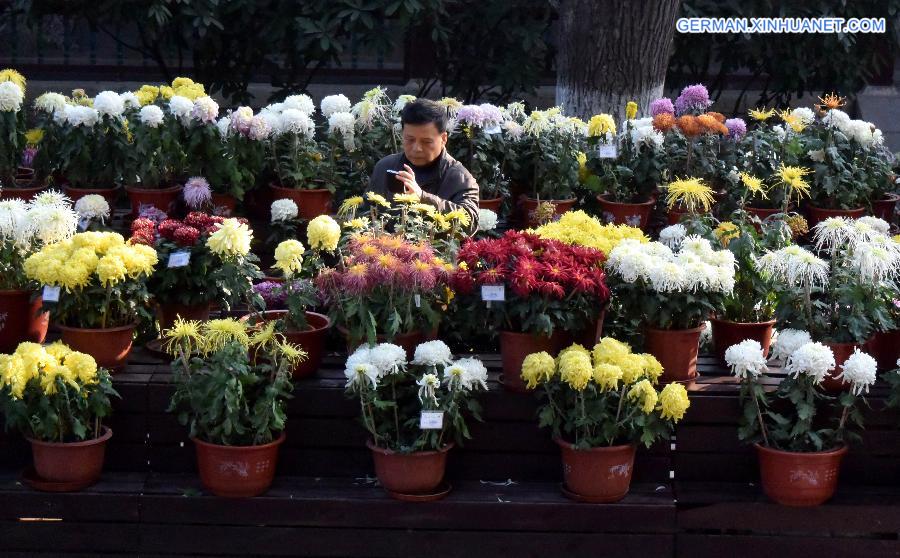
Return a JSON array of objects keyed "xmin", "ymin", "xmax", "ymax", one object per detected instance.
[{"xmin": 369, "ymin": 99, "xmax": 480, "ymax": 234}]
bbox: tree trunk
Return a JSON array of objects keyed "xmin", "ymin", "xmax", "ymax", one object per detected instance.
[{"xmin": 556, "ymin": 0, "xmax": 680, "ymax": 122}]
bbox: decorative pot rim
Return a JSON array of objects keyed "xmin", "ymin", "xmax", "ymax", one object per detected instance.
[
  {"xmin": 240, "ymin": 309, "xmax": 331, "ymax": 333},
  {"xmin": 876, "ymin": 192, "xmax": 900, "ymax": 201},
  {"xmin": 63, "ymin": 184, "xmax": 123, "ymax": 192},
  {"xmin": 709, "ymin": 316, "xmax": 777, "ymax": 327},
  {"xmin": 753, "ymin": 442, "xmax": 847, "ymax": 458},
  {"xmin": 366, "ymin": 439, "xmax": 454, "ymax": 456},
  {"xmin": 57, "ymin": 322, "xmax": 138, "ymax": 333},
  {"xmin": 597, "ymin": 194, "xmax": 656, "ymax": 206},
  {"xmin": 808, "ymin": 204, "xmax": 865, "ymax": 213},
  {"xmin": 192, "ymin": 430, "xmax": 286, "ymax": 450},
  {"xmin": 125, "ymin": 183, "xmax": 183, "ymax": 193},
  {"xmin": 27, "ymin": 425, "xmax": 112, "ymax": 448},
  {"xmin": 553, "ymin": 437, "xmax": 636, "ymax": 452},
  {"xmin": 646, "ymin": 324, "xmax": 706, "ymax": 334},
  {"xmin": 269, "ymin": 183, "xmax": 333, "ymax": 194}
]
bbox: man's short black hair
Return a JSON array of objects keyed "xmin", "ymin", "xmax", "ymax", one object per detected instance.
[{"xmin": 400, "ymin": 99, "xmax": 448, "ymax": 133}]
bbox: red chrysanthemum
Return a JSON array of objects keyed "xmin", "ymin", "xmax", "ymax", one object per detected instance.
[
  {"xmin": 131, "ymin": 217, "xmax": 156, "ymax": 234},
  {"xmin": 158, "ymin": 219, "xmax": 184, "ymax": 241},
  {"xmin": 536, "ymin": 280, "xmax": 565, "ymax": 299},
  {"xmin": 184, "ymin": 211, "xmax": 213, "ymax": 230},
  {"xmin": 130, "ymin": 230, "xmax": 155, "ymax": 246},
  {"xmin": 451, "ymin": 269, "xmax": 475, "ymax": 295},
  {"xmin": 173, "ymin": 226, "xmax": 201, "ymax": 247}
]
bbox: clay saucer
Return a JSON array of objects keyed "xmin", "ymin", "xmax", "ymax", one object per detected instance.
[
  {"xmin": 385, "ymin": 482, "xmax": 452, "ymax": 502},
  {"xmin": 21, "ymin": 467, "xmax": 97, "ymax": 493}
]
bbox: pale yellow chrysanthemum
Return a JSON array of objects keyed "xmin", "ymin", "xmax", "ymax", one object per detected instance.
[
  {"xmin": 739, "ymin": 172, "xmax": 767, "ymax": 199},
  {"xmin": 658, "ymin": 383, "xmax": 690, "ymax": 422},
  {"xmin": 366, "ymin": 191, "xmax": 390, "ymax": 208},
  {"xmin": 206, "ymin": 218, "xmax": 253, "ymax": 258},
  {"xmin": 164, "ymin": 318, "xmax": 204, "ymax": 357},
  {"xmin": 588, "ymin": 113, "xmax": 616, "ymax": 137},
  {"xmin": 592, "ymin": 337, "xmax": 632, "ymax": 365},
  {"xmin": 203, "ymin": 319, "xmax": 250, "ymax": 353},
  {"xmin": 666, "ymin": 177, "xmax": 715, "ymax": 213},
  {"xmin": 338, "ymin": 196, "xmax": 364, "ymax": 217},
  {"xmin": 628, "ymin": 379, "xmax": 658, "ymax": 414},
  {"xmin": 273, "ymin": 239, "xmax": 305, "ymax": 278},
  {"xmin": 592, "ymin": 362, "xmax": 623, "ymax": 391},
  {"xmin": 520, "ymin": 351, "xmax": 557, "ymax": 390},
  {"xmin": 307, "ymin": 215, "xmax": 341, "ymax": 251},
  {"xmin": 393, "ymin": 193, "xmax": 419, "ymax": 204},
  {"xmin": 96, "ymin": 254, "xmax": 128, "ymax": 286},
  {"xmin": 64, "ymin": 351, "xmax": 98, "ymax": 384},
  {"xmin": 748, "ymin": 107, "xmax": 775, "ymax": 122},
  {"xmin": 776, "ymin": 164, "xmax": 812, "ymax": 202}
]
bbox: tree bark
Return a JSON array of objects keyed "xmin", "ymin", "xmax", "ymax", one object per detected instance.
[{"xmin": 556, "ymin": 0, "xmax": 680, "ymax": 122}]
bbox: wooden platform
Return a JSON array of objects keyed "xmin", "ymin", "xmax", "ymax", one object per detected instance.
[{"xmin": 2, "ymin": 348, "xmax": 900, "ymax": 557}]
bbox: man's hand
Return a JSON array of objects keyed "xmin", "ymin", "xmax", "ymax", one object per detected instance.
[{"xmin": 396, "ymin": 164, "xmax": 422, "ymax": 199}]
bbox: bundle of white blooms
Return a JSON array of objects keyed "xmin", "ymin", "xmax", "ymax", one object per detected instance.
[
  {"xmin": 412, "ymin": 340, "xmax": 454, "ymax": 367},
  {"xmin": 606, "ymin": 236, "xmax": 735, "ymax": 294},
  {"xmin": 837, "ymin": 349, "xmax": 878, "ymax": 395},
  {"xmin": 328, "ymin": 111, "xmax": 356, "ymax": 150},
  {"xmin": 789, "ymin": 107, "xmax": 815, "ymax": 126},
  {"xmin": 257, "ymin": 110, "xmax": 282, "ymax": 135},
  {"xmin": 856, "ymin": 216, "xmax": 892, "ymax": 235},
  {"xmin": 247, "ymin": 115, "xmax": 272, "ymax": 141},
  {"xmin": 119, "ymin": 91, "xmax": 140, "ymax": 109},
  {"xmin": 191, "ymin": 96, "xmax": 219, "ymax": 124},
  {"xmin": 770, "ymin": 329, "xmax": 812, "ymax": 362},
  {"xmin": 168, "ymin": 95, "xmax": 194, "ymax": 121},
  {"xmin": 63, "ymin": 105, "xmax": 99, "ymax": 127},
  {"xmin": 477, "ymin": 209, "xmax": 498, "ymax": 232},
  {"xmin": 367, "ymin": 343, "xmax": 407, "ymax": 376},
  {"xmin": 283, "ymin": 94, "xmax": 315, "ymax": 115},
  {"xmin": 279, "ymin": 109, "xmax": 315, "ymax": 140},
  {"xmin": 230, "ymin": 106, "xmax": 254, "ymax": 135},
  {"xmin": 23, "ymin": 190, "xmax": 79, "ymax": 246},
  {"xmin": 93, "ymin": 91, "xmax": 125, "ymax": 118},
  {"xmin": 0, "ymin": 81, "xmax": 23, "ymax": 112},
  {"xmin": 444, "ymin": 357, "xmax": 489, "ymax": 391},
  {"xmin": 810, "ymin": 216, "xmax": 900, "ymax": 282},
  {"xmin": 755, "ymin": 245, "xmax": 829, "ymax": 288},
  {"xmin": 34, "ymin": 92, "xmax": 67, "ymax": 114},
  {"xmin": 215, "ymin": 116, "xmax": 232, "ymax": 138},
  {"xmin": 320, "ymin": 94, "xmax": 351, "ymax": 118},
  {"xmin": 658, "ymin": 224, "xmax": 686, "ymax": 250},
  {"xmin": 625, "ymin": 117, "xmax": 664, "ymax": 149},
  {"xmin": 139, "ymin": 105, "xmax": 165, "ymax": 128},
  {"xmin": 344, "ymin": 343, "xmax": 408, "ymax": 390},
  {"xmin": 822, "ymin": 109, "xmax": 882, "ymax": 147},
  {"xmin": 270, "ymin": 199, "xmax": 299, "ymax": 223},
  {"xmin": 74, "ymin": 194, "xmax": 110, "ymax": 222},
  {"xmin": 724, "ymin": 339, "xmax": 768, "ymax": 379},
  {"xmin": 785, "ymin": 341, "xmax": 835, "ymax": 384},
  {"xmin": 502, "ymin": 120, "xmax": 524, "ymax": 140},
  {"xmin": 0, "ymin": 199, "xmax": 30, "ymax": 249}
]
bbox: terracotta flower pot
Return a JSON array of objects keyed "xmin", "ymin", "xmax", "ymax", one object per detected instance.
[
  {"xmin": 745, "ymin": 205, "xmax": 785, "ymax": 221},
  {"xmin": 521, "ymin": 197, "xmax": 577, "ymax": 228},
  {"xmin": 242, "ymin": 310, "xmax": 331, "ymax": 379},
  {"xmin": 157, "ymin": 301, "xmax": 212, "ymax": 334},
  {"xmin": 269, "ymin": 183, "xmax": 333, "ymax": 220},
  {"xmin": 367, "ymin": 439, "xmax": 452, "ymax": 496},
  {"xmin": 820, "ymin": 340, "xmax": 865, "ymax": 392},
  {"xmin": 645, "ymin": 325, "xmax": 705, "ymax": 383},
  {"xmin": 478, "ymin": 197, "xmax": 503, "ymax": 212},
  {"xmin": 0, "ymin": 290, "xmax": 49, "ymax": 353},
  {"xmin": 0, "ymin": 183, "xmax": 44, "ymax": 201},
  {"xmin": 125, "ymin": 184, "xmax": 183, "ymax": 217},
  {"xmin": 866, "ymin": 329, "xmax": 900, "ymax": 372},
  {"xmin": 556, "ymin": 439, "xmax": 636, "ymax": 503},
  {"xmin": 339, "ymin": 327, "xmax": 424, "ymax": 361},
  {"xmin": 710, "ymin": 317, "xmax": 775, "ymax": 365},
  {"xmin": 211, "ymin": 192, "xmax": 238, "ymax": 214},
  {"xmin": 58, "ymin": 323, "xmax": 137, "ymax": 372},
  {"xmin": 872, "ymin": 193, "xmax": 898, "ymax": 223},
  {"xmin": 500, "ymin": 329, "xmax": 570, "ymax": 393},
  {"xmin": 63, "ymin": 185, "xmax": 121, "ymax": 207},
  {"xmin": 806, "ymin": 204, "xmax": 864, "ymax": 228},
  {"xmin": 28, "ymin": 426, "xmax": 112, "ymax": 487},
  {"xmin": 193, "ymin": 432, "xmax": 285, "ymax": 498},
  {"xmin": 567, "ymin": 310, "xmax": 606, "ymax": 349},
  {"xmin": 667, "ymin": 207, "xmax": 708, "ymax": 225},
  {"xmin": 755, "ymin": 443, "xmax": 847, "ymax": 506},
  {"xmin": 597, "ymin": 195, "xmax": 655, "ymax": 230}
]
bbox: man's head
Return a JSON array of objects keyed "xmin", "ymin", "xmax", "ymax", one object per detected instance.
[{"xmin": 400, "ymin": 99, "xmax": 448, "ymax": 166}]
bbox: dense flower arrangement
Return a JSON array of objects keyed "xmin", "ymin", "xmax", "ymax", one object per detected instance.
[
  {"xmin": 24, "ymin": 231, "xmax": 158, "ymax": 328},
  {"xmin": 343, "ymin": 340, "xmax": 487, "ymax": 452},
  {"xmin": 447, "ymin": 102, "xmax": 510, "ymax": 200},
  {"xmin": 130, "ymin": 212, "xmax": 262, "ymax": 309},
  {"xmin": 0, "ymin": 69, "xmax": 25, "ymax": 186},
  {"xmin": 522, "ymin": 338, "xmax": 688, "ymax": 448},
  {"xmin": 0, "ymin": 341, "xmax": 117, "ymax": 442},
  {"xmin": 530, "ymin": 210, "xmax": 648, "ymax": 255},
  {"xmin": 451, "ymin": 230, "xmax": 610, "ymax": 336}
]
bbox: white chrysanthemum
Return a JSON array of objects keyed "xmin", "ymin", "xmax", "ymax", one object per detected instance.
[
  {"xmin": 758, "ymin": 245, "xmax": 828, "ymax": 288},
  {"xmin": 139, "ymin": 105, "xmax": 165, "ymax": 128},
  {"xmin": 523, "ymin": 110, "xmax": 551, "ymax": 137},
  {"xmin": 837, "ymin": 349, "xmax": 877, "ymax": 395},
  {"xmin": 320, "ymin": 94, "xmax": 351, "ymax": 118},
  {"xmin": 248, "ymin": 115, "xmax": 272, "ymax": 140},
  {"xmin": 168, "ymin": 95, "xmax": 194, "ymax": 120},
  {"xmin": 230, "ymin": 106, "xmax": 253, "ymax": 134},
  {"xmin": 0, "ymin": 199, "xmax": 30, "ymax": 248},
  {"xmin": 823, "ymin": 108, "xmax": 850, "ymax": 129},
  {"xmin": 412, "ymin": 340, "xmax": 453, "ymax": 367},
  {"xmin": 191, "ymin": 96, "xmax": 219, "ymax": 123},
  {"xmin": 770, "ymin": 329, "xmax": 812, "ymax": 362},
  {"xmin": 215, "ymin": 116, "xmax": 231, "ymax": 138},
  {"xmin": 681, "ymin": 260, "xmax": 719, "ymax": 292},
  {"xmin": 64, "ymin": 104, "xmax": 99, "ymax": 127},
  {"xmin": 477, "ymin": 209, "xmax": 498, "ymax": 232},
  {"xmin": 847, "ymin": 120, "xmax": 875, "ymax": 147},
  {"xmin": 607, "ymin": 245, "xmax": 654, "ymax": 283},
  {"xmin": 771, "ymin": 124, "xmax": 786, "ymax": 142},
  {"xmin": 394, "ymin": 94, "xmax": 416, "ymax": 112},
  {"xmin": 453, "ymin": 357, "xmax": 489, "ymax": 391},
  {"xmin": 119, "ymin": 91, "xmax": 140, "ymax": 109},
  {"xmin": 279, "ymin": 109, "xmax": 315, "ymax": 139},
  {"xmin": 785, "ymin": 341, "xmax": 835, "ymax": 384},
  {"xmin": 353, "ymin": 98, "xmax": 388, "ymax": 131},
  {"xmin": 34, "ymin": 92, "xmax": 67, "ymax": 114},
  {"xmin": 807, "ymin": 149, "xmax": 826, "ymax": 163},
  {"xmin": 270, "ymin": 199, "xmax": 299, "ymax": 223},
  {"xmin": 25, "ymin": 203, "xmax": 79, "ymax": 245},
  {"xmin": 369, "ymin": 343, "xmax": 407, "ymax": 376},
  {"xmin": 416, "ymin": 373, "xmax": 441, "ymax": 405},
  {"xmin": 258, "ymin": 110, "xmax": 282, "ymax": 135},
  {"xmin": 328, "ymin": 111, "xmax": 355, "ymax": 135},
  {"xmin": 659, "ymin": 224, "xmax": 687, "ymax": 250},
  {"xmin": 849, "ymin": 217, "xmax": 888, "ymax": 244},
  {"xmin": 502, "ymin": 120, "xmax": 524, "ymax": 140},
  {"xmin": 283, "ymin": 94, "xmax": 315, "ymax": 115},
  {"xmin": 93, "ymin": 91, "xmax": 125, "ymax": 117},
  {"xmin": 74, "ymin": 194, "xmax": 110, "ymax": 222},
  {"xmin": 725, "ymin": 339, "xmax": 768, "ymax": 378},
  {"xmin": 344, "ymin": 345, "xmax": 377, "ymax": 389},
  {"xmin": 647, "ymin": 260, "xmax": 688, "ymax": 292},
  {"xmin": 873, "ymin": 129, "xmax": 884, "ymax": 146},
  {"xmin": 0, "ymin": 81, "xmax": 24, "ymax": 112},
  {"xmin": 31, "ymin": 189, "xmax": 71, "ymax": 208},
  {"xmin": 628, "ymin": 117, "xmax": 664, "ymax": 149},
  {"xmin": 681, "ymin": 235, "xmax": 714, "ymax": 257},
  {"xmin": 851, "ymin": 240, "xmax": 900, "ymax": 282},
  {"xmin": 790, "ymin": 107, "xmax": 815, "ymax": 125},
  {"xmin": 856, "ymin": 216, "xmax": 891, "ymax": 236}
]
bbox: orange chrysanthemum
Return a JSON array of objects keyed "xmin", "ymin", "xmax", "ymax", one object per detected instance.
[
  {"xmin": 697, "ymin": 114, "xmax": 728, "ymax": 135},
  {"xmin": 707, "ymin": 111, "xmax": 726, "ymax": 123},
  {"xmin": 817, "ymin": 92, "xmax": 846, "ymax": 112},
  {"xmin": 676, "ymin": 115, "xmax": 702, "ymax": 137},
  {"xmin": 653, "ymin": 113, "xmax": 676, "ymax": 133}
]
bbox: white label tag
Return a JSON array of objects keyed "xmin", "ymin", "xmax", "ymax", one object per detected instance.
[
  {"xmin": 167, "ymin": 251, "xmax": 191, "ymax": 268},
  {"xmin": 77, "ymin": 218, "xmax": 89, "ymax": 231},
  {"xmin": 481, "ymin": 284, "xmax": 505, "ymax": 301},
  {"xmin": 484, "ymin": 125, "xmax": 502, "ymax": 135},
  {"xmin": 420, "ymin": 411, "xmax": 444, "ymax": 430},
  {"xmin": 42, "ymin": 285, "xmax": 60, "ymax": 302},
  {"xmin": 414, "ymin": 294, "xmax": 421, "ymax": 308},
  {"xmin": 597, "ymin": 144, "xmax": 618, "ymax": 159}
]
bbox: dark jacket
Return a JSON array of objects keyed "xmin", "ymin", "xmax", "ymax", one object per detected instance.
[{"xmin": 368, "ymin": 149, "xmax": 480, "ymax": 235}]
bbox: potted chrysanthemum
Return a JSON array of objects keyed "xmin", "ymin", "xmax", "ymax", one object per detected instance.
[
  {"xmin": 165, "ymin": 318, "xmax": 303, "ymax": 497},
  {"xmin": 726, "ymin": 339, "xmax": 876, "ymax": 506},
  {"xmin": 344, "ymin": 340, "xmax": 488, "ymax": 500},
  {"xmin": 0, "ymin": 191, "xmax": 79, "ymax": 351},
  {"xmin": 522, "ymin": 338, "xmax": 688, "ymax": 502},
  {"xmin": 0, "ymin": 69, "xmax": 26, "ymax": 194},
  {"xmin": 0, "ymin": 341, "xmax": 118, "ymax": 491},
  {"xmin": 268, "ymin": 198, "xmax": 301, "ymax": 248},
  {"xmin": 663, "ymin": 177, "xmax": 717, "ymax": 225},
  {"xmin": 73, "ymin": 194, "xmax": 112, "ymax": 232},
  {"xmin": 23, "ymin": 231, "xmax": 158, "ymax": 370},
  {"xmin": 605, "ymin": 234, "xmax": 735, "ymax": 382},
  {"xmin": 447, "ymin": 103, "xmax": 510, "ymax": 212}
]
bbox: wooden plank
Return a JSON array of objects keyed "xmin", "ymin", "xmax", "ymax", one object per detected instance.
[
  {"xmin": 0, "ymin": 521, "xmax": 140, "ymax": 553},
  {"xmin": 676, "ymin": 534, "xmax": 900, "ymax": 558}
]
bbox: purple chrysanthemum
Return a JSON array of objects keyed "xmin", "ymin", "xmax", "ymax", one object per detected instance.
[
  {"xmin": 650, "ymin": 98, "xmax": 675, "ymax": 117},
  {"xmin": 674, "ymin": 84, "xmax": 711, "ymax": 115},
  {"xmin": 183, "ymin": 176, "xmax": 212, "ymax": 209},
  {"xmin": 254, "ymin": 281, "xmax": 288, "ymax": 310},
  {"xmin": 21, "ymin": 146, "xmax": 37, "ymax": 167},
  {"xmin": 478, "ymin": 103, "xmax": 503, "ymax": 128},
  {"xmin": 138, "ymin": 204, "xmax": 168, "ymax": 223},
  {"xmin": 725, "ymin": 118, "xmax": 747, "ymax": 141},
  {"xmin": 457, "ymin": 105, "xmax": 485, "ymax": 128}
]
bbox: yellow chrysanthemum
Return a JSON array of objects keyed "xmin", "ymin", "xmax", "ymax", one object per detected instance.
[
  {"xmin": 638, "ymin": 354, "xmax": 664, "ymax": 384},
  {"xmin": 63, "ymin": 351, "xmax": 98, "ymax": 384},
  {"xmin": 0, "ymin": 68, "xmax": 26, "ymax": 93},
  {"xmin": 776, "ymin": 164, "xmax": 812, "ymax": 202},
  {"xmin": 532, "ymin": 210, "xmax": 647, "ymax": 254},
  {"xmin": 786, "ymin": 215, "xmax": 809, "ymax": 238},
  {"xmin": 625, "ymin": 101, "xmax": 638, "ymax": 120},
  {"xmin": 393, "ymin": 193, "xmax": 419, "ymax": 204},
  {"xmin": 893, "ymin": 234, "xmax": 900, "ymax": 244},
  {"xmin": 628, "ymin": 379, "xmax": 658, "ymax": 414},
  {"xmin": 739, "ymin": 172, "xmax": 767, "ymax": 199},
  {"xmin": 666, "ymin": 177, "xmax": 715, "ymax": 213},
  {"xmin": 588, "ymin": 113, "xmax": 616, "ymax": 137},
  {"xmin": 206, "ymin": 219, "xmax": 253, "ymax": 258},
  {"xmin": 592, "ymin": 362, "xmax": 623, "ymax": 391},
  {"xmin": 714, "ymin": 222, "xmax": 740, "ymax": 247},
  {"xmin": 164, "ymin": 318, "xmax": 204, "ymax": 357},
  {"xmin": 366, "ymin": 191, "xmax": 390, "ymax": 208},
  {"xmin": 135, "ymin": 85, "xmax": 159, "ymax": 106},
  {"xmin": 25, "ymin": 128, "xmax": 44, "ymax": 146},
  {"xmin": 616, "ymin": 353, "xmax": 647, "ymax": 384},
  {"xmin": 44, "ymin": 341, "xmax": 72, "ymax": 361},
  {"xmin": 338, "ymin": 196, "xmax": 364, "ymax": 217},
  {"xmin": 778, "ymin": 110, "xmax": 806, "ymax": 133},
  {"xmin": 412, "ymin": 203, "xmax": 436, "ymax": 216},
  {"xmin": 277, "ymin": 341, "xmax": 307, "ymax": 367},
  {"xmin": 576, "ymin": 151, "xmax": 591, "ymax": 184},
  {"xmin": 658, "ymin": 383, "xmax": 690, "ymax": 422},
  {"xmin": 249, "ymin": 320, "xmax": 281, "ymax": 353},
  {"xmin": 96, "ymin": 254, "xmax": 128, "ymax": 286},
  {"xmin": 748, "ymin": 107, "xmax": 775, "ymax": 122},
  {"xmin": 307, "ymin": 215, "xmax": 341, "ymax": 251},
  {"xmin": 558, "ymin": 351, "xmax": 593, "ymax": 391},
  {"xmin": 0, "ymin": 354, "xmax": 28, "ymax": 399},
  {"xmin": 171, "ymin": 77, "xmax": 196, "ymax": 89},
  {"xmin": 431, "ymin": 213, "xmax": 451, "ymax": 232},
  {"xmin": 343, "ymin": 217, "xmax": 370, "ymax": 230},
  {"xmin": 444, "ymin": 209, "xmax": 471, "ymax": 226},
  {"xmin": 592, "ymin": 337, "xmax": 632, "ymax": 365},
  {"xmin": 274, "ymin": 239, "xmax": 305, "ymax": 278},
  {"xmin": 159, "ymin": 86, "xmax": 175, "ymax": 100},
  {"xmin": 203, "ymin": 319, "xmax": 250, "ymax": 353}
]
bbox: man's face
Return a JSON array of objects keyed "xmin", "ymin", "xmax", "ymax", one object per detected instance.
[{"xmin": 402, "ymin": 122, "xmax": 447, "ymax": 166}]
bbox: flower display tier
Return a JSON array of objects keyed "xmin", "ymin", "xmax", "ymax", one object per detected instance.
[{"xmin": 2, "ymin": 345, "xmax": 900, "ymax": 557}]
